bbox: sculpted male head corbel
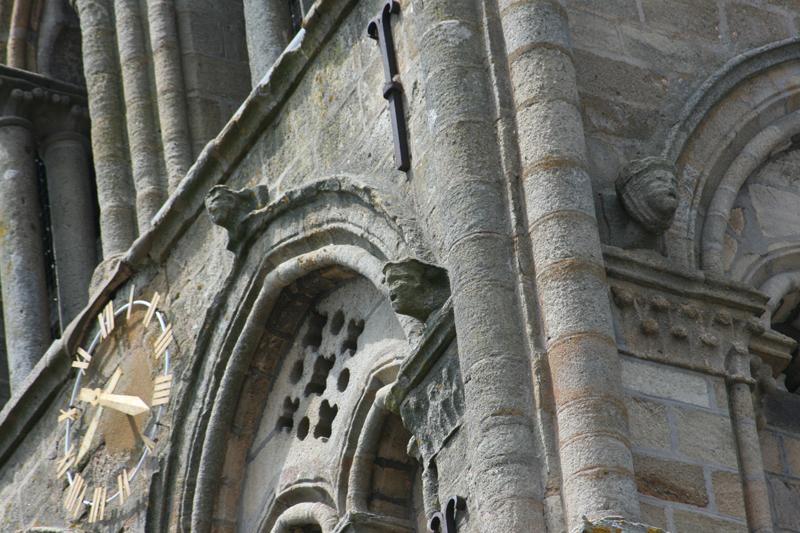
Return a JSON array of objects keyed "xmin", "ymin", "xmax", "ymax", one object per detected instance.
[
  {"xmin": 383, "ymin": 258, "xmax": 450, "ymax": 321},
  {"xmin": 616, "ymin": 157, "xmax": 678, "ymax": 234},
  {"xmin": 205, "ymin": 184, "xmax": 270, "ymax": 246}
]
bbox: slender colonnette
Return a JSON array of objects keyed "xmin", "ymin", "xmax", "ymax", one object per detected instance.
[
  {"xmin": 115, "ymin": 0, "xmax": 166, "ymax": 232},
  {"xmin": 417, "ymin": 0, "xmax": 546, "ymax": 529},
  {"xmin": 6, "ymin": 0, "xmax": 31, "ymax": 68},
  {"xmin": 243, "ymin": 0, "xmax": 292, "ymax": 87},
  {"xmin": 72, "ymin": 0, "xmax": 137, "ymax": 258},
  {"xmin": 146, "ymin": 0, "xmax": 193, "ymax": 192},
  {"xmin": 497, "ymin": 0, "xmax": 639, "ymax": 528},
  {"xmin": 0, "ymin": 89, "xmax": 50, "ymax": 391}
]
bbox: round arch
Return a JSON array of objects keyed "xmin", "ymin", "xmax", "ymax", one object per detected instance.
[
  {"xmin": 661, "ymin": 38, "xmax": 800, "ymax": 271},
  {"xmin": 156, "ymin": 178, "xmax": 427, "ymax": 533}
]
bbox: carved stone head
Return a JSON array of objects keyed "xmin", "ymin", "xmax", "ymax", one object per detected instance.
[
  {"xmin": 616, "ymin": 157, "xmax": 678, "ymax": 234},
  {"xmin": 382, "ymin": 258, "xmax": 450, "ymax": 321},
  {"xmin": 205, "ymin": 184, "xmax": 270, "ymax": 231}
]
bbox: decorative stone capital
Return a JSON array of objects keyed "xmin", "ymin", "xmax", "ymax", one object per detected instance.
[
  {"xmin": 205, "ymin": 184, "xmax": 270, "ymax": 248},
  {"xmin": 576, "ymin": 516, "xmax": 666, "ymax": 533},
  {"xmin": 382, "ymin": 258, "xmax": 450, "ymax": 321},
  {"xmin": 0, "ymin": 66, "xmax": 88, "ymax": 139},
  {"xmin": 616, "ymin": 157, "xmax": 678, "ymax": 234}
]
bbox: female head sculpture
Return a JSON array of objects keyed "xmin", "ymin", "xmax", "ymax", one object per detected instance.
[{"xmin": 616, "ymin": 157, "xmax": 678, "ymax": 234}]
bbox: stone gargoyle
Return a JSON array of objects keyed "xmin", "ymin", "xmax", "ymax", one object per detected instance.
[
  {"xmin": 383, "ymin": 258, "xmax": 450, "ymax": 321},
  {"xmin": 205, "ymin": 184, "xmax": 270, "ymax": 248},
  {"xmin": 599, "ymin": 156, "xmax": 678, "ymax": 253}
]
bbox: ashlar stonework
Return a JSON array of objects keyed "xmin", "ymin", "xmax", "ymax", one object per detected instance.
[{"xmin": 0, "ymin": 1, "xmax": 800, "ymax": 532}]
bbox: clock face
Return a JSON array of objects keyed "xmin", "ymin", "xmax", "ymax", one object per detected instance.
[{"xmin": 56, "ymin": 289, "xmax": 174, "ymax": 523}]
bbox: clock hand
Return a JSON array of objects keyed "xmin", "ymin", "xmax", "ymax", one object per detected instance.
[
  {"xmin": 78, "ymin": 389, "xmax": 150, "ymax": 416},
  {"xmin": 76, "ymin": 367, "xmax": 123, "ymax": 463}
]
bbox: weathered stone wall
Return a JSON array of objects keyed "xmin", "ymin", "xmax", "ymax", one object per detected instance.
[
  {"xmin": 2, "ymin": 1, "xmax": 800, "ymax": 532},
  {"xmin": 566, "ymin": 0, "xmax": 800, "ymax": 193}
]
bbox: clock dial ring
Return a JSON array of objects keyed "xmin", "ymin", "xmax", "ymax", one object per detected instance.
[{"xmin": 62, "ymin": 297, "xmax": 172, "ymax": 508}]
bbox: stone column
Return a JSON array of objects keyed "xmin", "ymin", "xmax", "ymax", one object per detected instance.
[
  {"xmin": 243, "ymin": 0, "xmax": 292, "ymax": 86},
  {"xmin": 416, "ymin": 0, "xmax": 546, "ymax": 530},
  {"xmin": 72, "ymin": 0, "xmax": 137, "ymax": 258},
  {"xmin": 146, "ymin": 0, "xmax": 193, "ymax": 191},
  {"xmin": 0, "ymin": 89, "xmax": 51, "ymax": 392},
  {"xmin": 6, "ymin": 0, "xmax": 32, "ymax": 68},
  {"xmin": 497, "ymin": 0, "xmax": 638, "ymax": 528},
  {"xmin": 40, "ymin": 120, "xmax": 97, "ymax": 328},
  {"xmin": 115, "ymin": 0, "xmax": 167, "ymax": 232}
]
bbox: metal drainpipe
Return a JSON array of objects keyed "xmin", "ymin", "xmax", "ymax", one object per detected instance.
[
  {"xmin": 417, "ymin": 0, "xmax": 547, "ymax": 529},
  {"xmin": 497, "ymin": 0, "xmax": 639, "ymax": 528}
]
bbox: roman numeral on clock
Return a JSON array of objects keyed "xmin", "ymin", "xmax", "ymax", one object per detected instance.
[
  {"xmin": 153, "ymin": 323, "xmax": 173, "ymax": 360},
  {"xmin": 88, "ymin": 486, "xmax": 106, "ymax": 523},
  {"xmin": 143, "ymin": 292, "xmax": 161, "ymax": 327},
  {"xmin": 71, "ymin": 347, "xmax": 92, "ymax": 374},
  {"xmin": 98, "ymin": 301, "xmax": 115, "ymax": 338},
  {"xmin": 64, "ymin": 473, "xmax": 86, "ymax": 518},
  {"xmin": 152, "ymin": 374, "xmax": 172, "ymax": 406},
  {"xmin": 58, "ymin": 407, "xmax": 80, "ymax": 423},
  {"xmin": 117, "ymin": 469, "xmax": 131, "ymax": 504},
  {"xmin": 56, "ymin": 444, "xmax": 76, "ymax": 479}
]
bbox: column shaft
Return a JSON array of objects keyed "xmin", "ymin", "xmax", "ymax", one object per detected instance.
[
  {"xmin": 6, "ymin": 0, "xmax": 32, "ymax": 68},
  {"xmin": 41, "ymin": 131, "xmax": 97, "ymax": 327},
  {"xmin": 730, "ymin": 381, "xmax": 775, "ymax": 533},
  {"xmin": 417, "ymin": 0, "xmax": 546, "ymax": 530},
  {"xmin": 146, "ymin": 0, "xmax": 192, "ymax": 191},
  {"xmin": 243, "ymin": 0, "xmax": 292, "ymax": 87},
  {"xmin": 0, "ymin": 118, "xmax": 51, "ymax": 391},
  {"xmin": 73, "ymin": 0, "xmax": 137, "ymax": 258},
  {"xmin": 115, "ymin": 0, "xmax": 167, "ymax": 232},
  {"xmin": 497, "ymin": 0, "xmax": 638, "ymax": 527}
]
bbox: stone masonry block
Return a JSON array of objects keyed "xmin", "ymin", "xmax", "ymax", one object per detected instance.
[
  {"xmin": 712, "ymin": 470, "xmax": 746, "ymax": 519},
  {"xmin": 622, "ymin": 358, "xmax": 710, "ymax": 407},
  {"xmin": 726, "ymin": 3, "xmax": 795, "ymax": 50},
  {"xmin": 768, "ymin": 475, "xmax": 800, "ymax": 530},
  {"xmin": 760, "ymin": 430, "xmax": 783, "ymax": 474},
  {"xmin": 628, "ymin": 395, "xmax": 670, "ymax": 450},
  {"xmin": 783, "ymin": 436, "xmax": 800, "ymax": 477},
  {"xmin": 563, "ymin": 0, "xmax": 639, "ymax": 20},
  {"xmin": 674, "ymin": 407, "xmax": 738, "ymax": 468},
  {"xmin": 634, "ymin": 453, "xmax": 708, "ymax": 506},
  {"xmin": 672, "ymin": 509, "xmax": 748, "ymax": 533},
  {"xmin": 573, "ymin": 49, "xmax": 668, "ymax": 107},
  {"xmin": 641, "ymin": 0, "xmax": 721, "ymax": 40},
  {"xmin": 639, "ymin": 501, "xmax": 668, "ymax": 531}
]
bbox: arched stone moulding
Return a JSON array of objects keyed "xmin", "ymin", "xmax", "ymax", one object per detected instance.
[
  {"xmin": 662, "ymin": 38, "xmax": 800, "ymax": 270},
  {"xmin": 270, "ymin": 502, "xmax": 339, "ymax": 533},
  {"xmin": 160, "ymin": 179, "xmax": 429, "ymax": 533}
]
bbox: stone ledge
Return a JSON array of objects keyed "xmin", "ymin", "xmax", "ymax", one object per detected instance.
[{"xmin": 576, "ymin": 516, "xmax": 666, "ymax": 533}]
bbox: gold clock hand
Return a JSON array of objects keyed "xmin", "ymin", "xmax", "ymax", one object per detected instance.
[
  {"xmin": 78, "ymin": 388, "xmax": 150, "ymax": 416},
  {"xmin": 95, "ymin": 393, "xmax": 150, "ymax": 416},
  {"xmin": 76, "ymin": 368, "xmax": 123, "ymax": 463}
]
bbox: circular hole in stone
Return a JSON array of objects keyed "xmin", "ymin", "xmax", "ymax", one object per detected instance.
[
  {"xmin": 330, "ymin": 310, "xmax": 345, "ymax": 335},
  {"xmin": 297, "ymin": 417, "xmax": 310, "ymax": 440},
  {"xmin": 337, "ymin": 368, "xmax": 350, "ymax": 392},
  {"xmin": 289, "ymin": 360, "xmax": 304, "ymax": 384}
]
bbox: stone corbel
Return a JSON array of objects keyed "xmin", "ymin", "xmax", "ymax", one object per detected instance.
[
  {"xmin": 382, "ymin": 258, "xmax": 450, "ymax": 322},
  {"xmin": 204, "ymin": 184, "xmax": 270, "ymax": 250}
]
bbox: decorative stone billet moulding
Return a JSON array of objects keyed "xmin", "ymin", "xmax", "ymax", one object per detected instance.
[{"xmin": 605, "ymin": 247, "xmax": 793, "ymax": 379}]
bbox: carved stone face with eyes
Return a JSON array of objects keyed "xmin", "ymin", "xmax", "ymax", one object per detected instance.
[{"xmin": 616, "ymin": 157, "xmax": 679, "ymax": 233}]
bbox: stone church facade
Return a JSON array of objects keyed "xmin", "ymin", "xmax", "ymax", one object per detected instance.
[{"xmin": 0, "ymin": 0, "xmax": 799, "ymax": 532}]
